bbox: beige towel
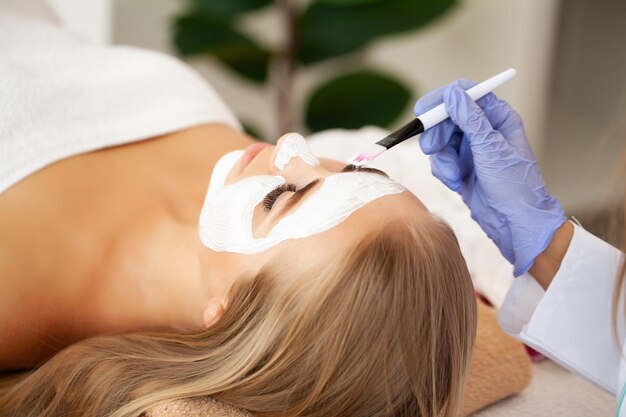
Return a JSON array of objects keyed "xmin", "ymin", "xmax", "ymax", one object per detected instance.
[
  {"xmin": 462, "ymin": 298, "xmax": 532, "ymax": 415},
  {"xmin": 146, "ymin": 396, "xmax": 252, "ymax": 417},
  {"xmin": 147, "ymin": 298, "xmax": 532, "ymax": 417}
]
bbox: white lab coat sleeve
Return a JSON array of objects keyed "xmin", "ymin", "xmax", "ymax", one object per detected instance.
[{"xmin": 499, "ymin": 222, "xmax": 625, "ymax": 395}]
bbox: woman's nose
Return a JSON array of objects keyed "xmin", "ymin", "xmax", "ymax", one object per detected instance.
[{"xmin": 270, "ymin": 132, "xmax": 320, "ymax": 174}]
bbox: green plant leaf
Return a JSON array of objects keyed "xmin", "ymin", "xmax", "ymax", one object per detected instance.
[
  {"xmin": 305, "ymin": 70, "xmax": 411, "ymax": 132},
  {"xmin": 298, "ymin": 0, "xmax": 456, "ymax": 64},
  {"xmin": 174, "ymin": 14, "xmax": 271, "ymax": 82},
  {"xmin": 187, "ymin": 0, "xmax": 272, "ymax": 19}
]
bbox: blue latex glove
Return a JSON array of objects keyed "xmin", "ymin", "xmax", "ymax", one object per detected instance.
[{"xmin": 414, "ymin": 79, "xmax": 567, "ymax": 276}]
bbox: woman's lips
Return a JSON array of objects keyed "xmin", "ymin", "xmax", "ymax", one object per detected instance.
[{"xmin": 238, "ymin": 142, "xmax": 272, "ymax": 174}]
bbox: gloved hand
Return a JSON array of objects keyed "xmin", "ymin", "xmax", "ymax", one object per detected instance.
[{"xmin": 414, "ymin": 79, "xmax": 567, "ymax": 276}]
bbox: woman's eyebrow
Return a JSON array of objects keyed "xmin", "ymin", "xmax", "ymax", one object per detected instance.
[
  {"xmin": 341, "ymin": 164, "xmax": 390, "ymax": 178},
  {"xmin": 274, "ymin": 166, "xmax": 390, "ymax": 218}
]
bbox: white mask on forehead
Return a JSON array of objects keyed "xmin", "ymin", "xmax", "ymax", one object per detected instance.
[{"xmin": 199, "ymin": 133, "xmax": 405, "ymax": 254}]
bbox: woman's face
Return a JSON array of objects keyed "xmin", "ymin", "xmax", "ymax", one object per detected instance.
[{"xmin": 198, "ymin": 133, "xmax": 429, "ymax": 301}]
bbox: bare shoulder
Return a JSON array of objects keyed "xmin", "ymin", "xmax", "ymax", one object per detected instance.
[
  {"xmin": 0, "ymin": 309, "xmax": 66, "ymax": 371},
  {"xmin": 0, "ymin": 123, "xmax": 253, "ymax": 371},
  {"xmin": 0, "ymin": 234, "xmax": 76, "ymax": 371},
  {"xmin": 0, "ymin": 263, "xmax": 76, "ymax": 371}
]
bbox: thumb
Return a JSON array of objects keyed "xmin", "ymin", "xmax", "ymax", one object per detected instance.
[
  {"xmin": 429, "ymin": 144, "xmax": 463, "ymax": 191},
  {"xmin": 418, "ymin": 119, "xmax": 457, "ymax": 155}
]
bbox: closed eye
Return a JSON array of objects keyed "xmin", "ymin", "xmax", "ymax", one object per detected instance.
[
  {"xmin": 266, "ymin": 164, "xmax": 390, "ymax": 217},
  {"xmin": 262, "ymin": 183, "xmax": 296, "ymax": 211}
]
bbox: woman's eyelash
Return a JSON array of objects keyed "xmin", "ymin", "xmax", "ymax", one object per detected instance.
[
  {"xmin": 263, "ymin": 183, "xmax": 297, "ymax": 211},
  {"xmin": 262, "ymin": 165, "xmax": 386, "ymax": 212}
]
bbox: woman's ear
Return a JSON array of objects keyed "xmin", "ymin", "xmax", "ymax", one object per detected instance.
[{"xmin": 203, "ymin": 299, "xmax": 225, "ymax": 328}]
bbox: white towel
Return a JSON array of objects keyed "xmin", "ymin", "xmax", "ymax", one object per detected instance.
[{"xmin": 0, "ymin": 0, "xmax": 241, "ymax": 194}]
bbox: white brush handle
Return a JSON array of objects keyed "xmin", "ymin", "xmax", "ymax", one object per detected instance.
[{"xmin": 418, "ymin": 68, "xmax": 517, "ymax": 130}]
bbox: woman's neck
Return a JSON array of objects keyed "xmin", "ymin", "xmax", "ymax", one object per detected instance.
[
  {"xmin": 0, "ymin": 123, "xmax": 258, "ymax": 369},
  {"xmin": 83, "ymin": 124, "xmax": 258, "ymax": 335}
]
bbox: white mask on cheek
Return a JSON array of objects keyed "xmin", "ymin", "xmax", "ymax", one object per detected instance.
[{"xmin": 199, "ymin": 136, "xmax": 406, "ymax": 254}]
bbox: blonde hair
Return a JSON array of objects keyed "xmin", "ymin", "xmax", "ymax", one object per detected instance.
[{"xmin": 0, "ymin": 217, "xmax": 477, "ymax": 417}]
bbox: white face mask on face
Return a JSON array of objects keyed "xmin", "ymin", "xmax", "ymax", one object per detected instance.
[
  {"xmin": 273, "ymin": 132, "xmax": 320, "ymax": 170},
  {"xmin": 199, "ymin": 134, "xmax": 405, "ymax": 254}
]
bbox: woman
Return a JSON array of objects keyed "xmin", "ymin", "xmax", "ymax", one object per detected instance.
[
  {"xmin": 413, "ymin": 80, "xmax": 626, "ymax": 415},
  {"xmin": 0, "ymin": 2, "xmax": 480, "ymax": 416}
]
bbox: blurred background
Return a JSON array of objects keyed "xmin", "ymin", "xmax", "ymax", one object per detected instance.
[{"xmin": 48, "ymin": 0, "xmax": 626, "ymax": 245}]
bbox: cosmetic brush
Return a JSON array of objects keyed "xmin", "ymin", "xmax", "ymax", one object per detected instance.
[{"xmin": 347, "ymin": 68, "xmax": 517, "ymax": 166}]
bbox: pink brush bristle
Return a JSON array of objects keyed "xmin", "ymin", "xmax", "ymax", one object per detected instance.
[
  {"xmin": 348, "ymin": 153, "xmax": 367, "ymax": 166},
  {"xmin": 347, "ymin": 144, "xmax": 386, "ymax": 166}
]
